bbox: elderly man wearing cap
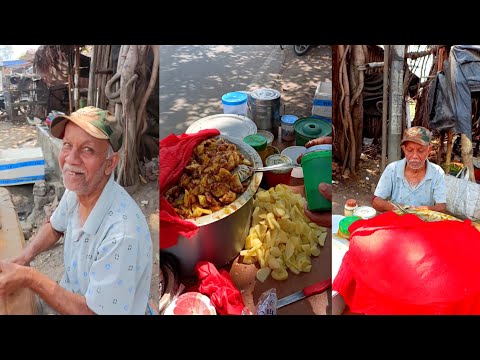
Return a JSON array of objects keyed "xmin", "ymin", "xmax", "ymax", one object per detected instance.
[
  {"xmin": 0, "ymin": 106, "xmax": 153, "ymax": 315},
  {"xmin": 372, "ymin": 126, "xmax": 447, "ymax": 213}
]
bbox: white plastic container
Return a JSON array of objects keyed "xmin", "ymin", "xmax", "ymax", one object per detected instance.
[
  {"xmin": 312, "ymin": 81, "xmax": 332, "ymax": 121},
  {"xmin": 222, "ymin": 92, "xmax": 248, "ymax": 116},
  {"xmin": 281, "ymin": 115, "xmax": 298, "ymax": 141},
  {"xmin": 281, "ymin": 146, "xmax": 307, "ymax": 165},
  {"xmin": 256, "ymin": 130, "xmax": 274, "ymax": 146},
  {"xmin": 353, "ymin": 206, "xmax": 377, "ymax": 220},
  {"xmin": 0, "ymin": 147, "xmax": 45, "ymax": 186}
]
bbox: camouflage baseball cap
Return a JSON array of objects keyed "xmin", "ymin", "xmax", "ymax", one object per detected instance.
[
  {"xmin": 401, "ymin": 126, "xmax": 432, "ymax": 146},
  {"xmin": 50, "ymin": 106, "xmax": 123, "ymax": 152}
]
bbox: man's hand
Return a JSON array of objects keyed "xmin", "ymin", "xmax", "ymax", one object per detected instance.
[
  {"xmin": 304, "ymin": 183, "xmax": 332, "ymax": 228},
  {"xmin": 305, "ymin": 136, "xmax": 333, "ymax": 147},
  {"xmin": 372, "ymin": 196, "xmax": 396, "ymax": 212},
  {"xmin": 297, "ymin": 136, "xmax": 333, "ymax": 163},
  {"xmin": 0, "ymin": 261, "xmax": 96, "ymax": 315},
  {"xmin": 3, "ymin": 255, "xmax": 29, "ymax": 266},
  {"xmin": 0, "ymin": 261, "xmax": 30, "ymax": 297},
  {"xmin": 318, "ymin": 182, "xmax": 332, "ymax": 202},
  {"xmin": 411, "ymin": 206, "xmax": 429, "ymax": 211},
  {"xmin": 411, "ymin": 203, "xmax": 446, "ymax": 213}
]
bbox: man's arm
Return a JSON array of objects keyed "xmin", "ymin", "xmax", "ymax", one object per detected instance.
[
  {"xmin": 427, "ymin": 167, "xmax": 447, "ymax": 213},
  {"xmin": 8, "ymin": 222, "xmax": 62, "ymax": 266},
  {"xmin": 0, "ymin": 261, "xmax": 96, "ymax": 315},
  {"xmin": 372, "ymin": 163, "xmax": 396, "ymax": 213},
  {"xmin": 372, "ymin": 196, "xmax": 396, "ymax": 212},
  {"xmin": 26, "ymin": 267, "xmax": 96, "ymax": 315}
]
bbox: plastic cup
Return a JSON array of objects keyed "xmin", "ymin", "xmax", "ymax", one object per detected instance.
[{"xmin": 301, "ymin": 144, "xmax": 332, "ymax": 211}]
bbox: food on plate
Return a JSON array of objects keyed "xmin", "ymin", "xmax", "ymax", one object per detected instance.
[
  {"xmin": 163, "ymin": 292, "xmax": 217, "ymax": 315},
  {"xmin": 164, "ymin": 137, "xmax": 252, "ymax": 219},
  {"xmin": 394, "ymin": 208, "xmax": 459, "ymax": 222},
  {"xmin": 337, "ymin": 216, "xmax": 361, "ymax": 240},
  {"xmin": 242, "ymin": 184, "xmax": 328, "ymax": 281}
]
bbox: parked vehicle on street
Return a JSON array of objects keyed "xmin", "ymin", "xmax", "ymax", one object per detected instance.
[
  {"xmin": 293, "ymin": 45, "xmax": 312, "ymax": 56},
  {"xmin": 280, "ymin": 45, "xmax": 313, "ymax": 56}
]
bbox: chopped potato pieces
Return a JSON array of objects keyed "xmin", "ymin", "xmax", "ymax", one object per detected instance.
[{"xmin": 241, "ymin": 184, "xmax": 328, "ymax": 281}]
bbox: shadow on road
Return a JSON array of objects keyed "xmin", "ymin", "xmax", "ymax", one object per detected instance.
[{"xmin": 160, "ymin": 45, "xmax": 332, "ymax": 139}]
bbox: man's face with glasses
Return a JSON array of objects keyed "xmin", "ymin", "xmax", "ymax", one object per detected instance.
[{"xmin": 59, "ymin": 122, "xmax": 116, "ymax": 196}]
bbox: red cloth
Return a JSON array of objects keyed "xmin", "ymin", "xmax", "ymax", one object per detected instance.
[
  {"xmin": 195, "ymin": 261, "xmax": 246, "ymax": 315},
  {"xmin": 333, "ymin": 211, "xmax": 480, "ymax": 314},
  {"xmin": 160, "ymin": 129, "xmax": 220, "ymax": 249}
]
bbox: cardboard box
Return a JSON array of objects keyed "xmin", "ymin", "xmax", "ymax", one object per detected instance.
[
  {"xmin": 0, "ymin": 147, "xmax": 45, "ymax": 186},
  {"xmin": 312, "ymin": 81, "xmax": 332, "ymax": 121}
]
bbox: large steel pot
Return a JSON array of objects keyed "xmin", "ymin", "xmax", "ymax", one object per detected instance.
[{"xmin": 162, "ymin": 135, "xmax": 263, "ymax": 276}]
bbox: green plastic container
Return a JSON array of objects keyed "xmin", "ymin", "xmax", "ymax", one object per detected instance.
[
  {"xmin": 338, "ymin": 216, "xmax": 362, "ymax": 239},
  {"xmin": 294, "ymin": 117, "xmax": 333, "ymax": 146},
  {"xmin": 244, "ymin": 134, "xmax": 268, "ymax": 165},
  {"xmin": 301, "ymin": 144, "xmax": 332, "ymax": 211},
  {"xmin": 243, "ymin": 134, "xmax": 267, "ymax": 151}
]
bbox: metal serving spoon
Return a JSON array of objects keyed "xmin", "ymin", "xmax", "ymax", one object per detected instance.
[{"xmin": 234, "ymin": 163, "xmax": 300, "ymax": 182}]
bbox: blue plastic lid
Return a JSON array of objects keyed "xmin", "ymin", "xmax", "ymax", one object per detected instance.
[
  {"xmin": 222, "ymin": 92, "xmax": 248, "ymax": 106},
  {"xmin": 281, "ymin": 115, "xmax": 299, "ymax": 125},
  {"xmin": 304, "ymin": 144, "xmax": 332, "ymax": 154}
]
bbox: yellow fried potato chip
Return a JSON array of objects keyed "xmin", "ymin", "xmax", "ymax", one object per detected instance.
[
  {"xmin": 271, "ymin": 267, "xmax": 288, "ymax": 281},
  {"xmin": 310, "ymin": 244, "xmax": 321, "ymax": 257},
  {"xmin": 284, "ymin": 240, "xmax": 295, "ymax": 260},
  {"xmin": 270, "ymin": 246, "xmax": 281, "ymax": 258},
  {"xmin": 318, "ymin": 232, "xmax": 327, "ymax": 246},
  {"xmin": 256, "ymin": 267, "xmax": 271, "ymax": 283},
  {"xmin": 268, "ymin": 256, "xmax": 283, "ymax": 270}
]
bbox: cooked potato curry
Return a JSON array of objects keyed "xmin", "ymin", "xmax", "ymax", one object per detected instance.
[{"xmin": 164, "ymin": 137, "xmax": 252, "ymax": 219}]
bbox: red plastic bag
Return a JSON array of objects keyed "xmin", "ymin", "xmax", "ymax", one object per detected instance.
[
  {"xmin": 333, "ymin": 211, "xmax": 480, "ymax": 314},
  {"xmin": 159, "ymin": 129, "xmax": 219, "ymax": 249},
  {"xmin": 195, "ymin": 261, "xmax": 246, "ymax": 315}
]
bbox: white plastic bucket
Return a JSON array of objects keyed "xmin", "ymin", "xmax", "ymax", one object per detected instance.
[{"xmin": 222, "ymin": 92, "xmax": 248, "ymax": 116}]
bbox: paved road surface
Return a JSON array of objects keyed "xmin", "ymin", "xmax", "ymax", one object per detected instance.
[{"xmin": 160, "ymin": 45, "xmax": 285, "ymax": 139}]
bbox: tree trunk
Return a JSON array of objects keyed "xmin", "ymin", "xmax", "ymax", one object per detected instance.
[
  {"xmin": 332, "ymin": 45, "xmax": 340, "ymax": 162},
  {"xmin": 340, "ymin": 46, "xmax": 356, "ymax": 174},
  {"xmin": 136, "ymin": 45, "xmax": 159, "ymax": 159},
  {"xmin": 350, "ymin": 45, "xmax": 365, "ymax": 169}
]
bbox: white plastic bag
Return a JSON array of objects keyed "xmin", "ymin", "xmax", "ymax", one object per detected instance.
[{"xmin": 445, "ymin": 167, "xmax": 480, "ymax": 221}]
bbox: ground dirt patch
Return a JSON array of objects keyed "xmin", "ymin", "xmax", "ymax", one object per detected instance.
[{"xmin": 332, "ymin": 144, "xmax": 382, "ymax": 216}]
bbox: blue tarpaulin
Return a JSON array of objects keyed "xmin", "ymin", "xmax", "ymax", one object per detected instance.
[{"xmin": 0, "ymin": 60, "xmax": 28, "ymax": 68}]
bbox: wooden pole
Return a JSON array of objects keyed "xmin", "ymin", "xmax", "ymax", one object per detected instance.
[
  {"xmin": 74, "ymin": 46, "xmax": 80, "ymax": 110},
  {"xmin": 437, "ymin": 130, "xmax": 444, "ymax": 165},
  {"xmin": 381, "ymin": 45, "xmax": 390, "ymax": 171},
  {"xmin": 67, "ymin": 51, "xmax": 73, "ymax": 115},
  {"xmin": 437, "ymin": 47, "xmax": 453, "ymax": 174},
  {"xmin": 388, "ymin": 45, "xmax": 405, "ymax": 162},
  {"xmin": 87, "ymin": 45, "xmax": 96, "ymax": 106},
  {"xmin": 445, "ymin": 130, "xmax": 453, "ymax": 174}
]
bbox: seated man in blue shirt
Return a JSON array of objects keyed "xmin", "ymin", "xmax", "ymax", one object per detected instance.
[
  {"xmin": 372, "ymin": 126, "xmax": 447, "ymax": 213},
  {"xmin": 0, "ymin": 106, "xmax": 153, "ymax": 315}
]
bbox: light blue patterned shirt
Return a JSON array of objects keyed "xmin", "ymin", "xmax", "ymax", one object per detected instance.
[
  {"xmin": 374, "ymin": 158, "xmax": 446, "ymax": 207},
  {"xmin": 50, "ymin": 174, "xmax": 153, "ymax": 315}
]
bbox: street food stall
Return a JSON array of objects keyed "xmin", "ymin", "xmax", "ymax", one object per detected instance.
[
  {"xmin": 160, "ymin": 97, "xmax": 333, "ymax": 315},
  {"xmin": 332, "ymin": 206, "xmax": 480, "ymax": 315}
]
